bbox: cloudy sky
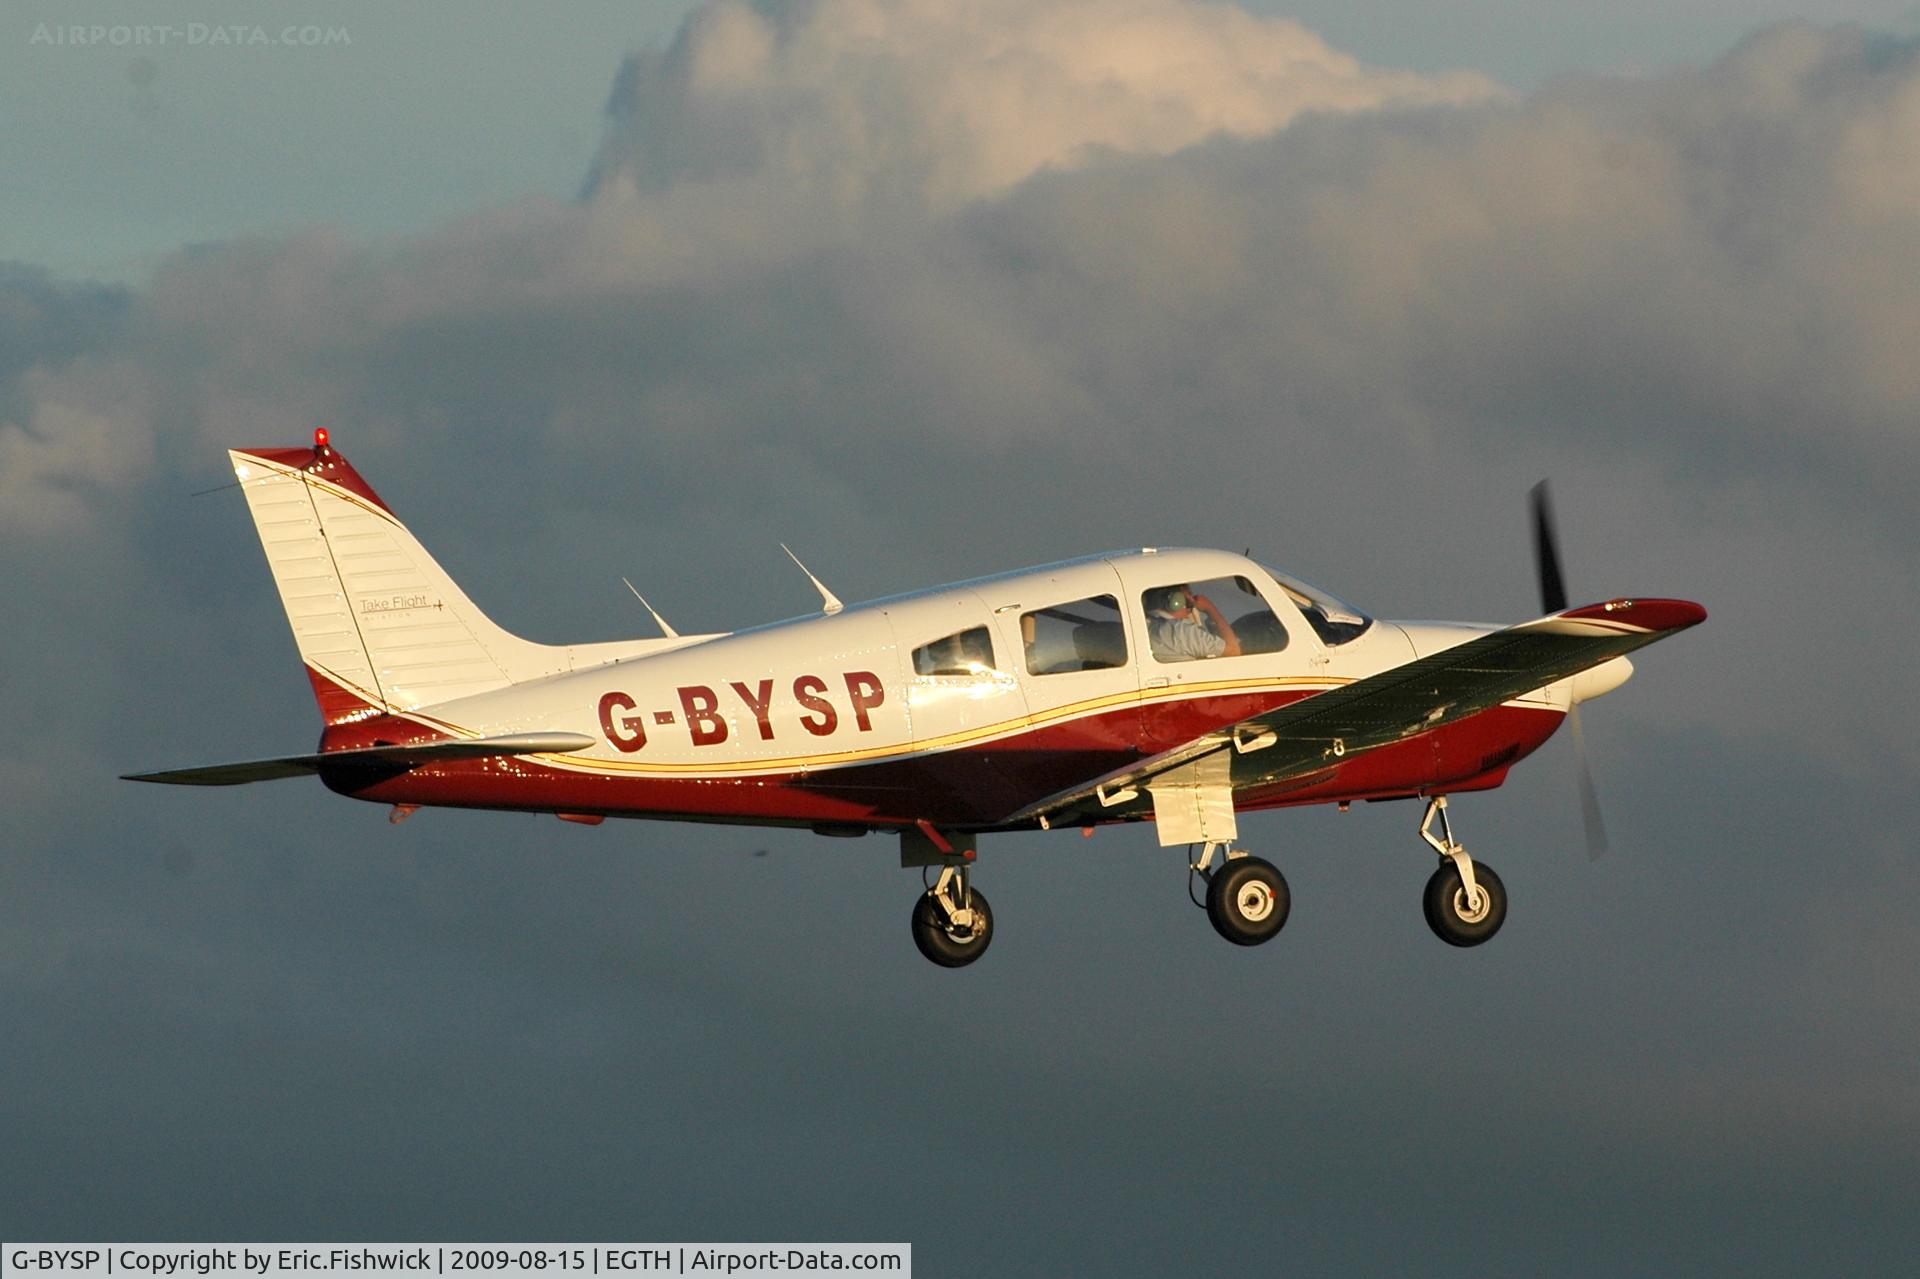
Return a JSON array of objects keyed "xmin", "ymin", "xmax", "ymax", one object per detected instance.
[{"xmin": 4, "ymin": 1, "xmax": 1918, "ymax": 1272}]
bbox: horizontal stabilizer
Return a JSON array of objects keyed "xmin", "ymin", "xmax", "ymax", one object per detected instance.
[{"xmin": 122, "ymin": 732, "xmax": 596, "ymax": 787}]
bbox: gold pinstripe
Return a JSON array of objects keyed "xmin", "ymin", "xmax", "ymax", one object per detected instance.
[
  {"xmin": 1532, "ymin": 616, "xmax": 1651, "ymax": 636},
  {"xmin": 313, "ymin": 651, "xmax": 1348, "ymax": 779},
  {"xmin": 320, "ymin": 666, "xmax": 1347, "ymax": 775},
  {"xmin": 533, "ymin": 676, "xmax": 1347, "ymax": 777}
]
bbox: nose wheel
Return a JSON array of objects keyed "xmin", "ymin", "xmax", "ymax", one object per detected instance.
[{"xmin": 1418, "ymin": 796, "xmax": 1507, "ymax": 946}]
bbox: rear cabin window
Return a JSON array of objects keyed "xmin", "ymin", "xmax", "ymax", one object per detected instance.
[
  {"xmin": 911, "ymin": 625, "xmax": 998, "ymax": 676},
  {"xmin": 1140, "ymin": 575, "xmax": 1289, "ymax": 664},
  {"xmin": 1022, "ymin": 594, "xmax": 1127, "ymax": 675}
]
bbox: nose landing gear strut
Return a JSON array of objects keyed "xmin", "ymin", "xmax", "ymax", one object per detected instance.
[{"xmin": 1418, "ymin": 796, "xmax": 1507, "ymax": 946}]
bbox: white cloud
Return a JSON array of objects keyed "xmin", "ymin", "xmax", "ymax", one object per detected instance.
[
  {"xmin": 586, "ymin": 0, "xmax": 1500, "ymax": 212},
  {"xmin": 0, "ymin": 362, "xmax": 155, "ymax": 529}
]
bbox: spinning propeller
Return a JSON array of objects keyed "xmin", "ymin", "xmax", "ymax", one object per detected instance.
[{"xmin": 1530, "ymin": 481, "xmax": 1610, "ymax": 859}]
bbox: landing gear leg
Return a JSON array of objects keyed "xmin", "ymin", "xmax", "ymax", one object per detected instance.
[
  {"xmin": 911, "ymin": 862, "xmax": 995, "ymax": 967},
  {"xmin": 1189, "ymin": 842, "xmax": 1290, "ymax": 946},
  {"xmin": 1418, "ymin": 796, "xmax": 1507, "ymax": 947}
]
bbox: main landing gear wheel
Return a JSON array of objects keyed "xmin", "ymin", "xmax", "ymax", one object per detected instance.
[
  {"xmin": 1205, "ymin": 855, "xmax": 1290, "ymax": 947},
  {"xmin": 912, "ymin": 883, "xmax": 995, "ymax": 968},
  {"xmin": 1423, "ymin": 861, "xmax": 1506, "ymax": 946}
]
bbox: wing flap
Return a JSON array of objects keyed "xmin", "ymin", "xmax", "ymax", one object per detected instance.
[
  {"xmin": 1007, "ymin": 598, "xmax": 1704, "ymax": 827},
  {"xmin": 122, "ymin": 731, "xmax": 597, "ymax": 787}
]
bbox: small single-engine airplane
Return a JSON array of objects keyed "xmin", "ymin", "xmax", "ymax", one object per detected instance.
[{"xmin": 127, "ymin": 432, "xmax": 1704, "ymax": 966}]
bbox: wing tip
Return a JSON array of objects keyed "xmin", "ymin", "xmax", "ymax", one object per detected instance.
[
  {"xmin": 1558, "ymin": 598, "xmax": 1706, "ymax": 632},
  {"xmin": 1523, "ymin": 598, "xmax": 1706, "ymax": 636}
]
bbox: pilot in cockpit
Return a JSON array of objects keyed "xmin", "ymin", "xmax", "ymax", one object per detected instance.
[{"xmin": 1145, "ymin": 584, "xmax": 1243, "ymax": 661}]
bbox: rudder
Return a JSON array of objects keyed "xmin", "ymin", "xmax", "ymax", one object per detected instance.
[{"xmin": 230, "ymin": 436, "xmax": 539, "ymax": 723}]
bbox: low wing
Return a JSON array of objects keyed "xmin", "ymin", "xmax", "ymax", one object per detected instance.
[
  {"xmin": 1008, "ymin": 598, "xmax": 1706, "ymax": 828},
  {"xmin": 122, "ymin": 732, "xmax": 597, "ymax": 787}
]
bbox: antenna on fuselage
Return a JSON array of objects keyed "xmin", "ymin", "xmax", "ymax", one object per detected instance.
[
  {"xmin": 622, "ymin": 577, "xmax": 680, "ymax": 638},
  {"xmin": 780, "ymin": 544, "xmax": 844, "ymax": 615}
]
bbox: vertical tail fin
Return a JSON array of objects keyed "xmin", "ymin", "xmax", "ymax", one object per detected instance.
[{"xmin": 230, "ymin": 438, "xmax": 545, "ymax": 723}]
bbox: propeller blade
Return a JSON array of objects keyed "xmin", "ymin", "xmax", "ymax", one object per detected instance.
[
  {"xmin": 1568, "ymin": 703, "xmax": 1610, "ymax": 859},
  {"xmin": 1530, "ymin": 480, "xmax": 1569, "ymax": 614},
  {"xmin": 1534, "ymin": 484, "xmax": 1607, "ymax": 856}
]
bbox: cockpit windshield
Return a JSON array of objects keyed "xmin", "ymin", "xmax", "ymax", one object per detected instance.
[{"xmin": 1261, "ymin": 565, "xmax": 1373, "ymax": 646}]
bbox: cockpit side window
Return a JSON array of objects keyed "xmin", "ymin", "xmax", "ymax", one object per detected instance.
[
  {"xmin": 1140, "ymin": 575, "xmax": 1288, "ymax": 663},
  {"xmin": 1021, "ymin": 595, "xmax": 1127, "ymax": 675},
  {"xmin": 911, "ymin": 625, "xmax": 998, "ymax": 676}
]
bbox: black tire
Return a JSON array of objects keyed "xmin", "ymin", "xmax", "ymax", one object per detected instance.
[
  {"xmin": 1205, "ymin": 856, "xmax": 1290, "ymax": 946},
  {"xmin": 1423, "ymin": 860, "xmax": 1507, "ymax": 947},
  {"xmin": 911, "ymin": 886, "xmax": 995, "ymax": 968}
]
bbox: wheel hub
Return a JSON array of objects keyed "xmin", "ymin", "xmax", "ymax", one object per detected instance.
[
  {"xmin": 1236, "ymin": 883, "xmax": 1275, "ymax": 922},
  {"xmin": 1452, "ymin": 885, "xmax": 1490, "ymax": 924}
]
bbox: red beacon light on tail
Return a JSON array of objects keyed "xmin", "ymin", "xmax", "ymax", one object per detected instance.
[{"xmin": 314, "ymin": 427, "xmax": 332, "ymax": 454}]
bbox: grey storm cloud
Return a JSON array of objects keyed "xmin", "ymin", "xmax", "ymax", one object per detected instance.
[
  {"xmin": 3, "ymin": 3, "xmax": 1918, "ymax": 1270},
  {"xmin": 5, "ymin": 9, "xmax": 1914, "ymax": 753}
]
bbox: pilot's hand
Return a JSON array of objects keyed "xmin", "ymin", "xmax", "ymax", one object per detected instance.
[{"xmin": 1194, "ymin": 594, "xmax": 1242, "ymax": 655}]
